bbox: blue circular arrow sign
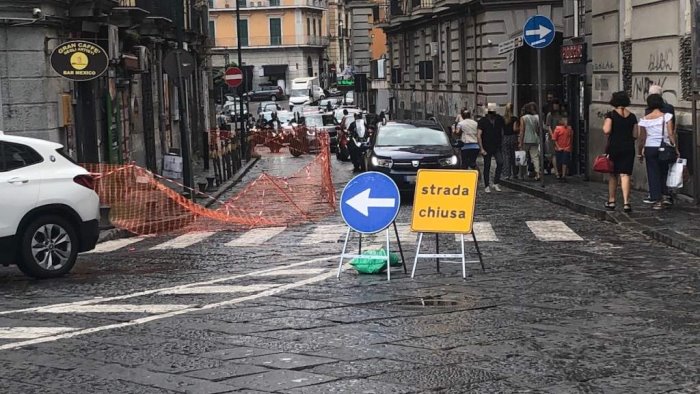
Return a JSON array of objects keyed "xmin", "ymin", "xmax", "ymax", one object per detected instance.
[
  {"xmin": 523, "ymin": 15, "xmax": 555, "ymax": 49},
  {"xmin": 340, "ymin": 172, "xmax": 401, "ymax": 234}
]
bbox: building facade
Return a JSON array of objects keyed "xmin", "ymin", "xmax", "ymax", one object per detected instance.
[
  {"xmin": 0, "ymin": 0, "xmax": 211, "ymax": 174},
  {"xmin": 209, "ymin": 0, "xmax": 329, "ymax": 94},
  {"xmin": 380, "ymin": 0, "xmax": 564, "ymax": 125},
  {"xmin": 326, "ymin": 0, "xmax": 350, "ymax": 84},
  {"xmin": 584, "ymin": 0, "xmax": 698, "ymax": 200}
]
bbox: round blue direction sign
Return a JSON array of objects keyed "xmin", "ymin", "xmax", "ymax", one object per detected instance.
[
  {"xmin": 340, "ymin": 172, "xmax": 401, "ymax": 234},
  {"xmin": 523, "ymin": 15, "xmax": 555, "ymax": 49}
]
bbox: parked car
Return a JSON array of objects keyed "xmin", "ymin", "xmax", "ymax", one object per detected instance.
[
  {"xmin": 0, "ymin": 131, "xmax": 100, "ymax": 278},
  {"xmin": 244, "ymin": 84, "xmax": 285, "ymax": 102},
  {"xmin": 319, "ymin": 98, "xmax": 342, "ymax": 110},
  {"xmin": 223, "ymin": 100, "xmax": 249, "ymax": 120},
  {"xmin": 327, "ymin": 87, "xmax": 344, "ymax": 97},
  {"xmin": 303, "ymin": 112, "xmax": 340, "ymax": 153},
  {"xmin": 364, "ymin": 121, "xmax": 461, "ymax": 191},
  {"xmin": 344, "ymin": 91, "xmax": 355, "ymax": 105},
  {"xmin": 257, "ymin": 101, "xmax": 281, "ymax": 114}
]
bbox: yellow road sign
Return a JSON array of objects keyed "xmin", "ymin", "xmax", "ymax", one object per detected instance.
[{"xmin": 410, "ymin": 169, "xmax": 478, "ymax": 234}]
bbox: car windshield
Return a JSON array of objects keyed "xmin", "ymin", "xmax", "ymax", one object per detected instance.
[
  {"xmin": 291, "ymin": 89, "xmax": 308, "ymax": 97},
  {"xmin": 375, "ymin": 127, "xmax": 449, "ymax": 147}
]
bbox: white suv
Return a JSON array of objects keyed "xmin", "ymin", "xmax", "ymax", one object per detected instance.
[{"xmin": 0, "ymin": 132, "xmax": 99, "ymax": 278}]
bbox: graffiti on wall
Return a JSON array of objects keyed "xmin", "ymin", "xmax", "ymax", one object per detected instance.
[
  {"xmin": 631, "ymin": 75, "xmax": 678, "ymax": 105},
  {"xmin": 647, "ymin": 48, "xmax": 674, "ymax": 72}
]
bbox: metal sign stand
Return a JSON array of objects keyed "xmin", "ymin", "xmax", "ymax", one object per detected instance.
[
  {"xmin": 411, "ymin": 232, "xmax": 484, "ymax": 279},
  {"xmin": 337, "ymin": 221, "xmax": 406, "ymax": 281}
]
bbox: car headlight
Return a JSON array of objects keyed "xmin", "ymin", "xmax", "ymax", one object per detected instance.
[
  {"xmin": 370, "ymin": 156, "xmax": 393, "ymax": 168},
  {"xmin": 439, "ymin": 155, "xmax": 459, "ymax": 167}
]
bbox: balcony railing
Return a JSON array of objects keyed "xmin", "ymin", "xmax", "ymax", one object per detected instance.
[{"xmin": 213, "ymin": 35, "xmax": 329, "ymax": 47}]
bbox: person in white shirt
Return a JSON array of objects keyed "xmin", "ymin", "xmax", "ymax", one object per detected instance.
[
  {"xmin": 454, "ymin": 110, "xmax": 479, "ymax": 170},
  {"xmin": 348, "ymin": 113, "xmax": 367, "ymax": 172},
  {"xmin": 637, "ymin": 94, "xmax": 678, "ymax": 210}
]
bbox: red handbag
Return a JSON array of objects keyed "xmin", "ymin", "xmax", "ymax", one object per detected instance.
[{"xmin": 593, "ymin": 154, "xmax": 614, "ymax": 173}]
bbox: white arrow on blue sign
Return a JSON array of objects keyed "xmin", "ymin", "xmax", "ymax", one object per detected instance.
[
  {"xmin": 340, "ymin": 171, "xmax": 401, "ymax": 234},
  {"xmin": 523, "ymin": 15, "xmax": 555, "ymax": 49}
]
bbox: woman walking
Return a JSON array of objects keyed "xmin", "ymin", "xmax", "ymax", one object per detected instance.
[
  {"xmin": 603, "ymin": 91, "xmax": 638, "ymax": 212},
  {"xmin": 518, "ymin": 102, "xmax": 541, "ymax": 180},
  {"xmin": 638, "ymin": 94, "xmax": 678, "ymax": 210},
  {"xmin": 502, "ymin": 103, "xmax": 519, "ymax": 180}
]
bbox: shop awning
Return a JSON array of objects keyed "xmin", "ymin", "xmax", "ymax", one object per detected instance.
[{"xmin": 263, "ymin": 65, "xmax": 288, "ymax": 76}]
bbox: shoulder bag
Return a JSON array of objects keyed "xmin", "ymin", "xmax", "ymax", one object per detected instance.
[{"xmin": 658, "ymin": 115, "xmax": 677, "ymax": 163}]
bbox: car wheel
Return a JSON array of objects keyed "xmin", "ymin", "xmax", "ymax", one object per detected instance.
[
  {"xmin": 270, "ymin": 95, "xmax": 277, "ymax": 102},
  {"xmin": 18, "ymin": 215, "xmax": 79, "ymax": 279}
]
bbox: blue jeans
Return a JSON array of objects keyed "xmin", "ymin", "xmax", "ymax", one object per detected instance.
[{"xmin": 644, "ymin": 147, "xmax": 670, "ymax": 201}]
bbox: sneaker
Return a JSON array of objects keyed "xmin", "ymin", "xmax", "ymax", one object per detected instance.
[
  {"xmin": 493, "ymin": 184, "xmax": 502, "ymax": 192},
  {"xmin": 652, "ymin": 202, "xmax": 665, "ymax": 210},
  {"xmin": 662, "ymin": 195, "xmax": 674, "ymax": 206},
  {"xmin": 484, "ymin": 186, "xmax": 491, "ymax": 193},
  {"xmin": 643, "ymin": 196, "xmax": 655, "ymax": 204}
]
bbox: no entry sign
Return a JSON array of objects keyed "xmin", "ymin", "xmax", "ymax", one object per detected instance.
[{"xmin": 224, "ymin": 67, "xmax": 243, "ymax": 88}]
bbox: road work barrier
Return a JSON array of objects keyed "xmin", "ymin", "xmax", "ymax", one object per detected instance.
[{"xmin": 84, "ymin": 132, "xmax": 336, "ymax": 235}]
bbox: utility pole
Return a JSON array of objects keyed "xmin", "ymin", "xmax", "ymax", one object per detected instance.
[
  {"xmin": 174, "ymin": 0, "xmax": 194, "ymax": 198},
  {"xmin": 235, "ymin": 0, "xmax": 247, "ymax": 161}
]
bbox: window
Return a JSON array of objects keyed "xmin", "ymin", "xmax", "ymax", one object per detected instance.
[
  {"xmin": 208, "ymin": 0, "xmax": 214, "ymax": 8},
  {"xmin": 237, "ymin": 0, "xmax": 246, "ymax": 7},
  {"xmin": 0, "ymin": 142, "xmax": 43, "ymax": 172},
  {"xmin": 307, "ymin": 56, "xmax": 313, "ymax": 77},
  {"xmin": 269, "ymin": 0, "xmax": 280, "ymax": 5},
  {"xmin": 208, "ymin": 20, "xmax": 215, "ymax": 41},
  {"xmin": 445, "ymin": 25, "xmax": 451, "ymax": 83},
  {"xmin": 238, "ymin": 19, "xmax": 248, "ymax": 47},
  {"xmin": 313, "ymin": 19, "xmax": 317, "ymax": 36},
  {"xmin": 270, "ymin": 18, "xmax": 282, "ymax": 45},
  {"xmin": 307, "ymin": 18, "xmax": 311, "ymax": 36}
]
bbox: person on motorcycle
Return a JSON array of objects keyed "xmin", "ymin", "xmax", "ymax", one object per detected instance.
[
  {"xmin": 348, "ymin": 112, "xmax": 368, "ymax": 172},
  {"xmin": 265, "ymin": 111, "xmax": 282, "ymax": 129}
]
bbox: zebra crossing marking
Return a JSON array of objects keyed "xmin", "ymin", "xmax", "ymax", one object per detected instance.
[
  {"xmin": 0, "ymin": 327, "xmax": 77, "ymax": 339},
  {"xmin": 35, "ymin": 304, "xmax": 191, "ymax": 314},
  {"xmin": 526, "ymin": 220, "xmax": 584, "ymax": 241},
  {"xmin": 159, "ymin": 284, "xmax": 279, "ymax": 295},
  {"xmin": 300, "ymin": 224, "xmax": 347, "ymax": 244},
  {"xmin": 150, "ymin": 231, "xmax": 216, "ymax": 250},
  {"xmin": 85, "ymin": 237, "xmax": 147, "ymax": 253},
  {"xmin": 453, "ymin": 222, "xmax": 499, "ymax": 242},
  {"xmin": 226, "ymin": 227, "xmax": 287, "ymax": 247}
]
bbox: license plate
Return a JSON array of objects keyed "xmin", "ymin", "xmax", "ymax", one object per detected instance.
[{"xmin": 405, "ymin": 175, "xmax": 416, "ymax": 183}]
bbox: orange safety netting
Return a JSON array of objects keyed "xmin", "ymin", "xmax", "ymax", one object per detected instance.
[{"xmin": 84, "ymin": 132, "xmax": 336, "ymax": 235}]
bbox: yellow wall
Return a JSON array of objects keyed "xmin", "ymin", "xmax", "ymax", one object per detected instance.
[{"xmin": 211, "ymin": 8, "xmax": 325, "ymax": 46}]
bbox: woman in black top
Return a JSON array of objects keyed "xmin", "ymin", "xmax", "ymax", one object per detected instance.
[
  {"xmin": 502, "ymin": 103, "xmax": 519, "ymax": 180},
  {"xmin": 603, "ymin": 91, "xmax": 638, "ymax": 212}
]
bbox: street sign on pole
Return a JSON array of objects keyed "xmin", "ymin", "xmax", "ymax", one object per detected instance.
[
  {"xmin": 340, "ymin": 172, "xmax": 401, "ymax": 234},
  {"xmin": 523, "ymin": 15, "xmax": 555, "ymax": 188},
  {"xmin": 224, "ymin": 67, "xmax": 243, "ymax": 88},
  {"xmin": 523, "ymin": 15, "xmax": 555, "ymax": 49},
  {"xmin": 497, "ymin": 36, "xmax": 524, "ymax": 55},
  {"xmin": 163, "ymin": 49, "xmax": 195, "ymax": 82}
]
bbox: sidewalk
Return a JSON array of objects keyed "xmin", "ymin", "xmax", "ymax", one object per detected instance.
[{"xmin": 501, "ymin": 175, "xmax": 700, "ymax": 256}]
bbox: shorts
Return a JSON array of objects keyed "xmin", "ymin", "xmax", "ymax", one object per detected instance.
[{"xmin": 555, "ymin": 151, "xmax": 571, "ymax": 166}]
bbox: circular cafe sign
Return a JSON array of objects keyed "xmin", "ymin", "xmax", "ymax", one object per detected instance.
[{"xmin": 50, "ymin": 40, "xmax": 109, "ymax": 81}]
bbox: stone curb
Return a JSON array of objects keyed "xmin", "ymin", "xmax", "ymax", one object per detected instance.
[
  {"xmin": 501, "ymin": 179, "xmax": 700, "ymax": 257},
  {"xmin": 96, "ymin": 157, "xmax": 260, "ymax": 243}
]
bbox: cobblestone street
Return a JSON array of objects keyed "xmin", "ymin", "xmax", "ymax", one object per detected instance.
[{"xmin": 0, "ymin": 151, "xmax": 698, "ymax": 393}]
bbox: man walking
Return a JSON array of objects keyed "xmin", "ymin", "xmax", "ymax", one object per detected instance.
[{"xmin": 477, "ymin": 103, "xmax": 505, "ymax": 192}]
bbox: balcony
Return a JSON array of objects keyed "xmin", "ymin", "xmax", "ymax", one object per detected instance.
[{"xmin": 213, "ymin": 35, "xmax": 329, "ymax": 48}]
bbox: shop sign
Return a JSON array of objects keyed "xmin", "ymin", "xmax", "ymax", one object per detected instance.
[
  {"xmin": 561, "ymin": 43, "xmax": 586, "ymax": 65},
  {"xmin": 50, "ymin": 40, "xmax": 109, "ymax": 81}
]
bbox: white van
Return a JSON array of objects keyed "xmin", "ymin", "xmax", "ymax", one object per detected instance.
[{"xmin": 289, "ymin": 77, "xmax": 322, "ymax": 106}]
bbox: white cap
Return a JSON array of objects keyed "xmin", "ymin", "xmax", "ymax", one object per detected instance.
[{"xmin": 487, "ymin": 103, "xmax": 498, "ymax": 112}]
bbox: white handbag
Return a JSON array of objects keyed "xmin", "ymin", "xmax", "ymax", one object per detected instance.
[
  {"xmin": 666, "ymin": 158, "xmax": 686, "ymax": 189},
  {"xmin": 515, "ymin": 150, "xmax": 527, "ymax": 166}
]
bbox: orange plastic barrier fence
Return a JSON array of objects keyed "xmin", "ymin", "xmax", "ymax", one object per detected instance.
[{"xmin": 85, "ymin": 133, "xmax": 336, "ymax": 235}]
